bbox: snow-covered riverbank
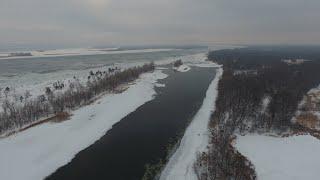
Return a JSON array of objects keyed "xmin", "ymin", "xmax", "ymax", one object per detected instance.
[
  {"xmin": 0, "ymin": 52, "xmax": 207, "ymax": 113},
  {"xmin": 173, "ymin": 64, "xmax": 191, "ymax": 72},
  {"xmin": 160, "ymin": 66, "xmax": 223, "ymax": 180},
  {"xmin": 235, "ymin": 134, "xmax": 320, "ymax": 180},
  {"xmin": 0, "ymin": 70, "xmax": 167, "ymax": 180}
]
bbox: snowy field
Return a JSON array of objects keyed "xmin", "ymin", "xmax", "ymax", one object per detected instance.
[
  {"xmin": 0, "ymin": 48, "xmax": 175, "ymax": 60},
  {"xmin": 0, "ymin": 49, "xmax": 222, "ymax": 180},
  {"xmin": 160, "ymin": 67, "xmax": 223, "ymax": 180},
  {"xmin": 0, "ymin": 44, "xmax": 242, "ymax": 60},
  {"xmin": 0, "ymin": 59, "xmax": 159, "ymax": 110},
  {"xmin": 0, "ymin": 69, "xmax": 167, "ymax": 180},
  {"xmin": 0, "ymin": 46, "xmax": 235, "ymax": 180},
  {"xmin": 235, "ymin": 134, "xmax": 320, "ymax": 180},
  {"xmin": 0, "ymin": 51, "xmax": 208, "ymax": 113},
  {"xmin": 0, "ymin": 51, "xmax": 216, "ymax": 107}
]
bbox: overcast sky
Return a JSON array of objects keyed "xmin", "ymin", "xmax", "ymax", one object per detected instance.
[{"xmin": 1, "ymin": 0, "xmax": 320, "ymax": 48}]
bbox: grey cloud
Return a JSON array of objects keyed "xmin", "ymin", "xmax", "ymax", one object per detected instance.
[{"xmin": 1, "ymin": 0, "xmax": 320, "ymax": 48}]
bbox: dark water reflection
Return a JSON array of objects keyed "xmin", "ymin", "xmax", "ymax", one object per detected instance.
[{"xmin": 46, "ymin": 66, "xmax": 216, "ymax": 180}]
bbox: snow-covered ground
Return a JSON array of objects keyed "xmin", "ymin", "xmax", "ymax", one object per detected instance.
[
  {"xmin": 160, "ymin": 67, "xmax": 223, "ymax": 180},
  {"xmin": 0, "ymin": 46, "xmax": 236, "ymax": 180},
  {"xmin": 173, "ymin": 64, "xmax": 191, "ymax": 72},
  {"xmin": 0, "ymin": 48, "xmax": 175, "ymax": 60},
  {"xmin": 0, "ymin": 63, "xmax": 141, "ymax": 113},
  {"xmin": 293, "ymin": 84, "xmax": 320, "ymax": 130},
  {"xmin": 0, "ymin": 70, "xmax": 167, "ymax": 180},
  {"xmin": 157, "ymin": 51, "xmax": 218, "ymax": 67},
  {"xmin": 260, "ymin": 96, "xmax": 271, "ymax": 113},
  {"xmin": 0, "ymin": 52, "xmax": 212, "ymax": 113},
  {"xmin": 235, "ymin": 134, "xmax": 320, "ymax": 180}
]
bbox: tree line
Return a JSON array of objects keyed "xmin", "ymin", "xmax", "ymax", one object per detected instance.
[
  {"xmin": 0, "ymin": 63, "xmax": 155, "ymax": 135},
  {"xmin": 194, "ymin": 47, "xmax": 320, "ymax": 180}
]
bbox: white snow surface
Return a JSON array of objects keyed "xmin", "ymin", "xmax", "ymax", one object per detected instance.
[
  {"xmin": 0, "ymin": 48, "xmax": 175, "ymax": 60},
  {"xmin": 0, "ymin": 70, "xmax": 167, "ymax": 180},
  {"xmin": 235, "ymin": 134, "xmax": 320, "ymax": 180},
  {"xmin": 160, "ymin": 67, "xmax": 223, "ymax": 180},
  {"xmin": 261, "ymin": 96, "xmax": 271, "ymax": 113},
  {"xmin": 0, "ymin": 52, "xmax": 206, "ymax": 113},
  {"xmin": 173, "ymin": 64, "xmax": 191, "ymax": 72}
]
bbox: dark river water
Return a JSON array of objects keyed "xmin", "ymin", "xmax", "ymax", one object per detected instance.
[{"xmin": 46, "ymin": 66, "xmax": 216, "ymax": 180}]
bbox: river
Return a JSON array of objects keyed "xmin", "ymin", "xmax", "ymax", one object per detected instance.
[{"xmin": 46, "ymin": 66, "xmax": 216, "ymax": 180}]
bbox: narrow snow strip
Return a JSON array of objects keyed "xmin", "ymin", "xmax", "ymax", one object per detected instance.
[
  {"xmin": 192, "ymin": 63, "xmax": 222, "ymax": 68},
  {"xmin": 235, "ymin": 134, "xmax": 320, "ymax": 180},
  {"xmin": 0, "ymin": 70, "xmax": 167, "ymax": 180},
  {"xmin": 160, "ymin": 67, "xmax": 223, "ymax": 180}
]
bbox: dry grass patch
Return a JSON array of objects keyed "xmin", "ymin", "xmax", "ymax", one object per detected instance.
[
  {"xmin": 296, "ymin": 113, "xmax": 319, "ymax": 129},
  {"xmin": 50, "ymin": 112, "xmax": 71, "ymax": 123}
]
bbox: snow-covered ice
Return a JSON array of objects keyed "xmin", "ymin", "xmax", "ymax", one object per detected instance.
[
  {"xmin": 0, "ymin": 52, "xmax": 205, "ymax": 108},
  {"xmin": 235, "ymin": 134, "xmax": 320, "ymax": 180},
  {"xmin": 0, "ymin": 46, "xmax": 240, "ymax": 180},
  {"xmin": 0, "ymin": 70, "xmax": 167, "ymax": 180},
  {"xmin": 160, "ymin": 67, "xmax": 223, "ymax": 180},
  {"xmin": 0, "ymin": 52, "xmax": 213, "ymax": 115},
  {"xmin": 156, "ymin": 53, "xmax": 207, "ymax": 66},
  {"xmin": 0, "ymin": 48, "xmax": 175, "ymax": 60},
  {"xmin": 173, "ymin": 64, "xmax": 191, "ymax": 72}
]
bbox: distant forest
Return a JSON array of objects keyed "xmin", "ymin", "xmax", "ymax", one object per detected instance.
[{"xmin": 194, "ymin": 46, "xmax": 320, "ymax": 180}]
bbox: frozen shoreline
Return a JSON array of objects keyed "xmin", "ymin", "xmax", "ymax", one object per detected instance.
[
  {"xmin": 0, "ymin": 70, "xmax": 167, "ymax": 180},
  {"xmin": 160, "ymin": 66, "xmax": 223, "ymax": 180}
]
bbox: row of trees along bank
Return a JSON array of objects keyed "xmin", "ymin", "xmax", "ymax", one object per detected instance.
[{"xmin": 0, "ymin": 63, "xmax": 155, "ymax": 135}]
